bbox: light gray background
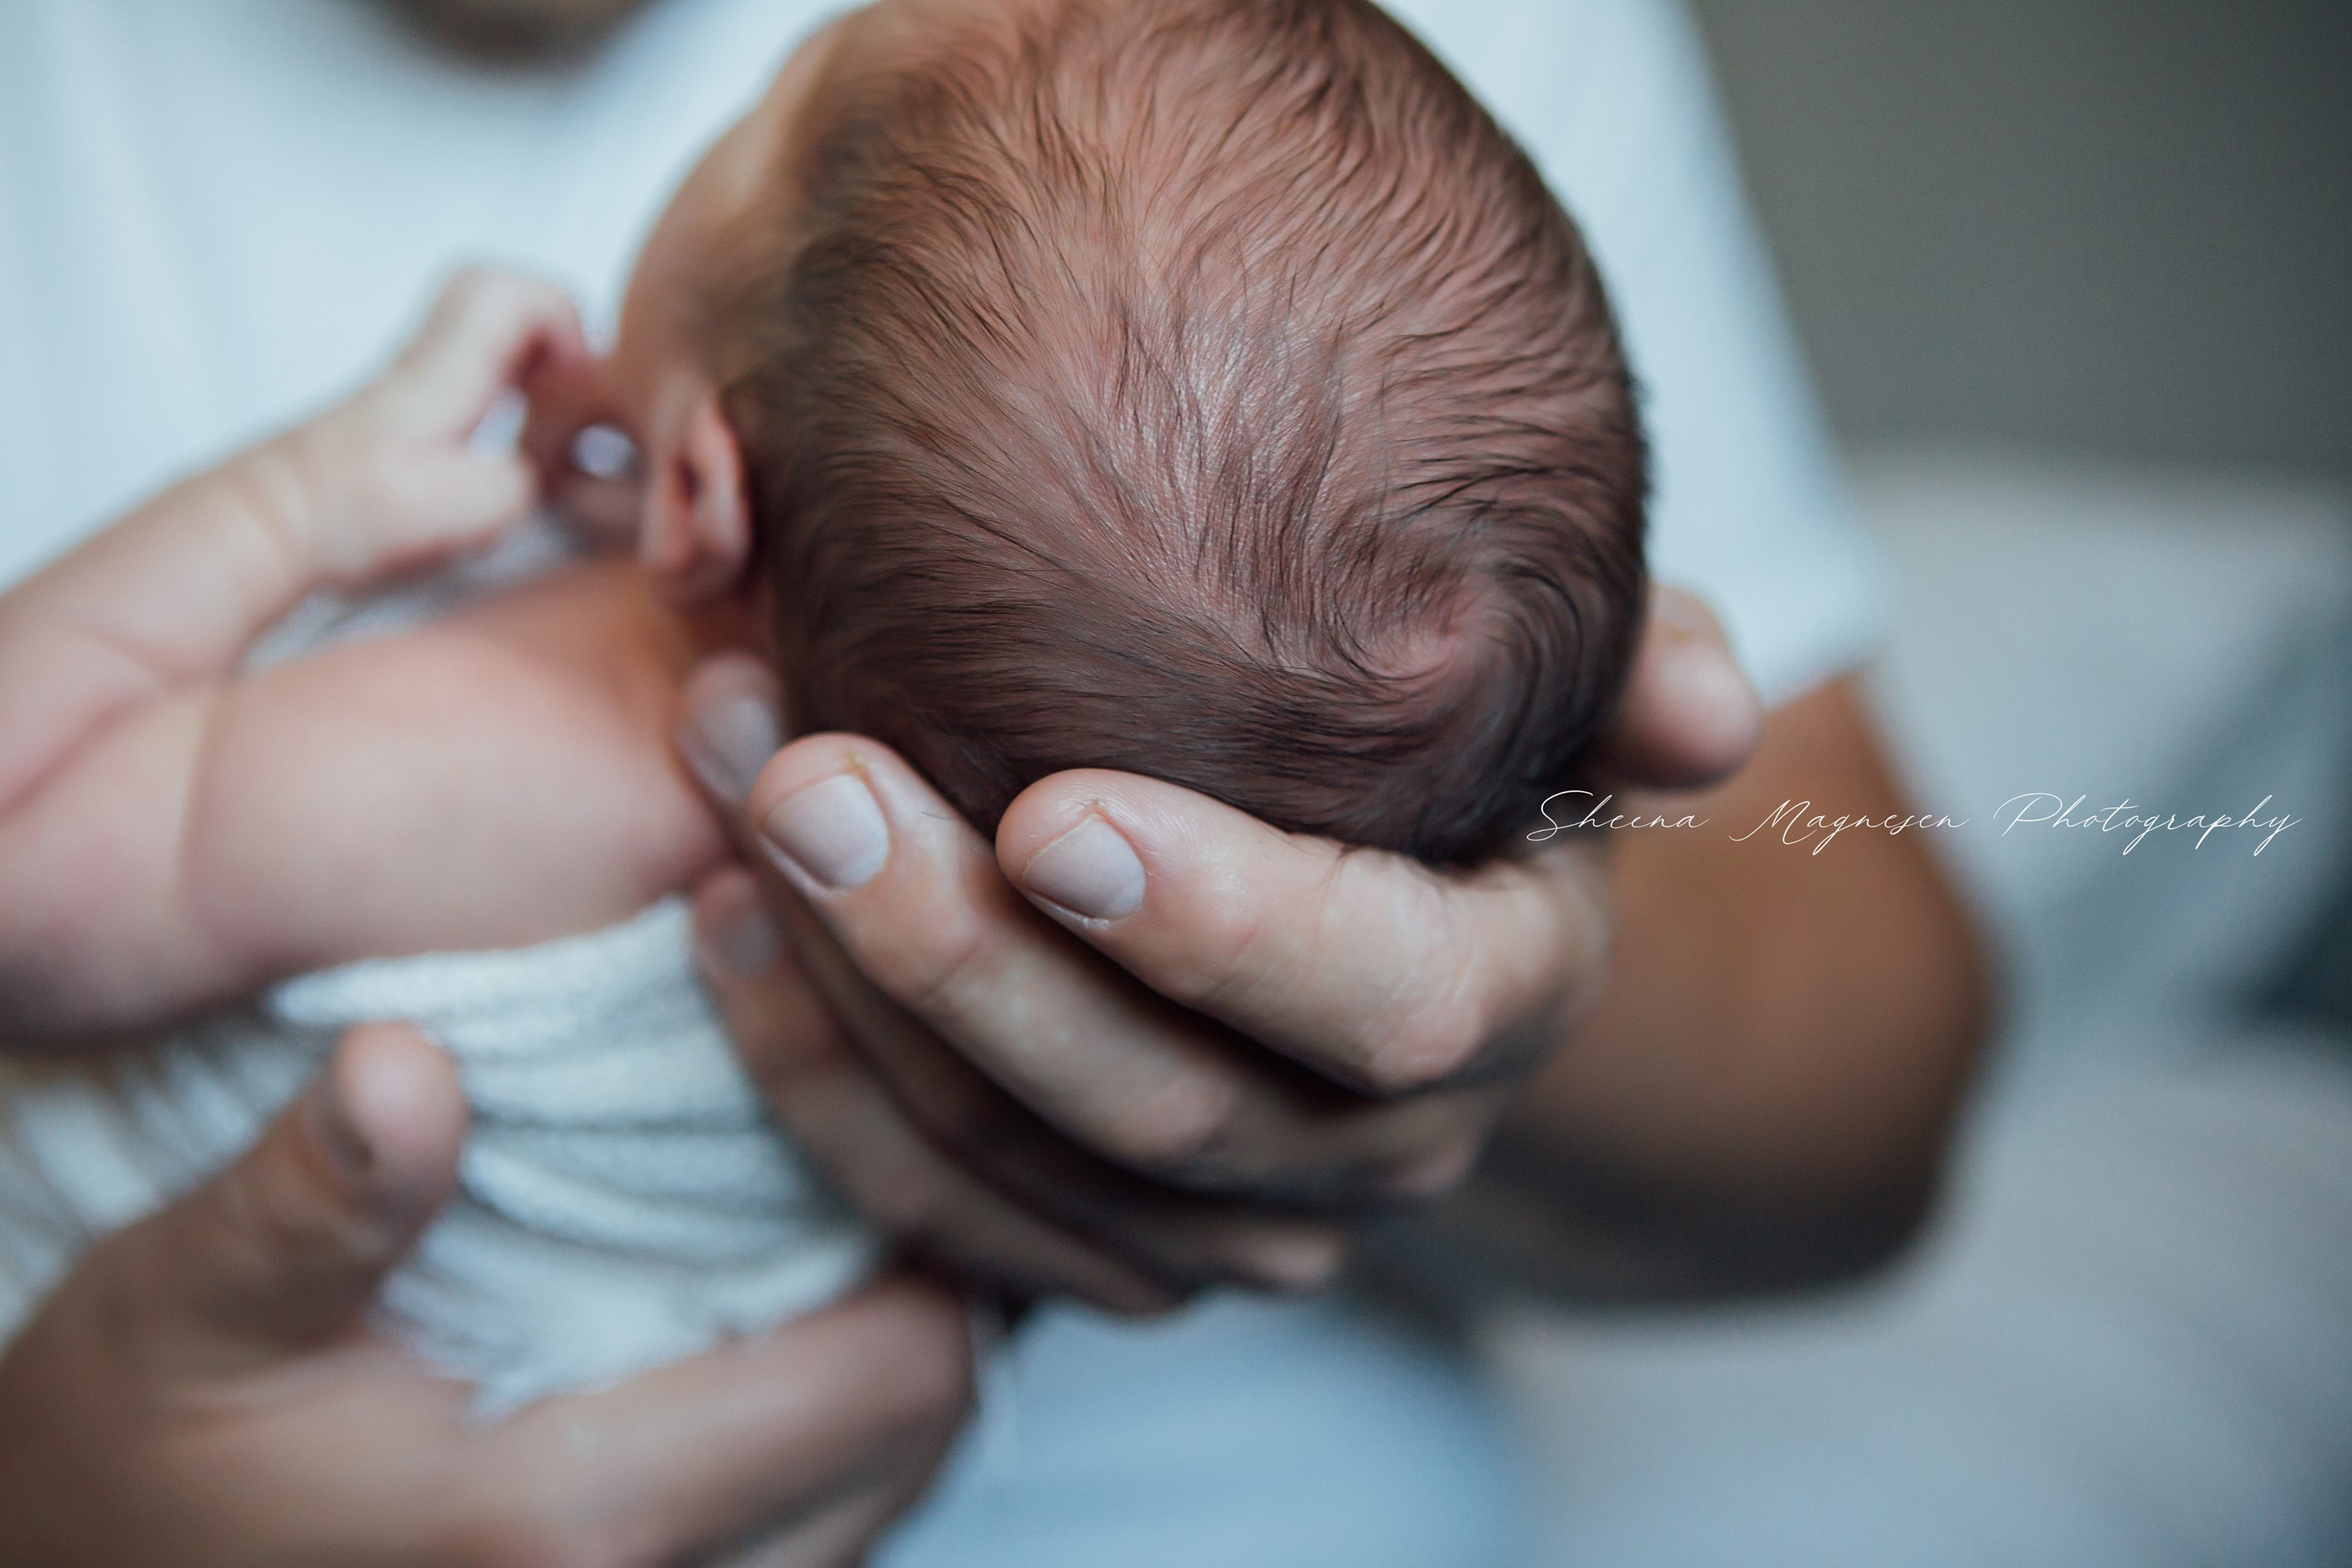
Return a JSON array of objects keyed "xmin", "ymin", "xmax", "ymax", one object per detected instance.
[{"xmin": 1687, "ymin": 0, "xmax": 2350, "ymax": 488}]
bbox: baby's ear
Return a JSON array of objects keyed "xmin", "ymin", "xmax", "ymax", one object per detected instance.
[{"xmin": 641, "ymin": 389, "xmax": 753, "ymax": 602}]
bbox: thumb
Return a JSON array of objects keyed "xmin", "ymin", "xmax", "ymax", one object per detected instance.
[{"xmin": 123, "ymin": 1023, "xmax": 466, "ymax": 1376}]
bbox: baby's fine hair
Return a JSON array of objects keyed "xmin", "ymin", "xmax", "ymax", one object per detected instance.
[{"xmin": 706, "ymin": 0, "xmax": 1646, "ymax": 863}]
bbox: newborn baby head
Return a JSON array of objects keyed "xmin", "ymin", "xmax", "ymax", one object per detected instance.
[{"xmin": 613, "ymin": 0, "xmax": 1646, "ymax": 864}]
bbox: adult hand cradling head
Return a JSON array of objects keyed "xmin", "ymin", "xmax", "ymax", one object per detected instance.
[
  {"xmin": 672, "ymin": 586, "xmax": 1758, "ymax": 1310},
  {"xmin": 510, "ymin": 0, "xmax": 1763, "ymax": 1310}
]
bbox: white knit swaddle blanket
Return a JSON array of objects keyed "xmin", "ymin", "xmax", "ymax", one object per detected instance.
[{"xmin": 0, "ymin": 898, "xmax": 878, "ymax": 1414}]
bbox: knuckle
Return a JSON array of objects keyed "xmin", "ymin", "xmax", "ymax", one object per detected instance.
[
  {"xmin": 215, "ymin": 1146, "xmax": 358, "ymax": 1268},
  {"xmin": 883, "ymin": 912, "xmax": 1004, "ymax": 1030},
  {"xmin": 1377, "ymin": 1137, "xmax": 1482, "ymax": 1203},
  {"xmin": 1095, "ymin": 1072, "xmax": 1243, "ymax": 1174},
  {"xmin": 1265, "ymin": 1232, "xmax": 1349, "ymax": 1294},
  {"xmin": 1360, "ymin": 989, "xmax": 1488, "ymax": 1096},
  {"xmin": 871, "ymin": 1318, "xmax": 977, "ymax": 1434},
  {"xmin": 1530, "ymin": 854, "xmax": 1611, "ymax": 997},
  {"xmin": 1176, "ymin": 873, "xmax": 1278, "ymax": 1015},
  {"xmin": 1211, "ymin": 1222, "xmax": 1348, "ymax": 1294},
  {"xmin": 1350, "ymin": 881, "xmax": 1502, "ymax": 1094}
]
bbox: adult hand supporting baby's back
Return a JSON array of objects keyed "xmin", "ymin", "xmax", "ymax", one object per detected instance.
[
  {"xmin": 0, "ymin": 1024, "xmax": 972, "ymax": 1568},
  {"xmin": 680, "ymin": 586, "xmax": 1762, "ymax": 1310}
]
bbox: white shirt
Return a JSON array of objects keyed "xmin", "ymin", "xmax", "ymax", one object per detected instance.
[
  {"xmin": 0, "ymin": 3, "xmax": 1886, "ymax": 1563},
  {"xmin": 1389, "ymin": 0, "xmax": 1889, "ymax": 702}
]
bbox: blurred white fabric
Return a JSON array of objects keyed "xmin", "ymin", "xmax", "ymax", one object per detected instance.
[
  {"xmin": 1490, "ymin": 446, "xmax": 2352, "ymax": 1568},
  {"xmin": 0, "ymin": 900, "xmax": 877, "ymax": 1414}
]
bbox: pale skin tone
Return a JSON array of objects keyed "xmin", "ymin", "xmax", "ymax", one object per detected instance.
[
  {"xmin": 375, "ymin": 0, "xmax": 1993, "ymax": 1290},
  {"xmin": 0, "ymin": 0, "xmax": 1990, "ymax": 1554},
  {"xmin": 0, "ymin": 275, "xmax": 746, "ymax": 1042},
  {"xmin": 0, "ymin": 274, "xmax": 971, "ymax": 1566},
  {"xmin": 612, "ymin": 0, "xmax": 1992, "ymax": 1305},
  {"xmin": 0, "ymin": 1025, "xmax": 971, "ymax": 1568}
]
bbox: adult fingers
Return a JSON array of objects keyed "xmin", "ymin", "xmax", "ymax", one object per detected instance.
[
  {"xmin": 1588, "ymin": 584, "xmax": 1762, "ymax": 788},
  {"xmin": 698, "ymin": 690, "xmax": 1243, "ymax": 1160},
  {"xmin": 742, "ymin": 732, "xmax": 1450, "ymax": 1181},
  {"xmin": 691, "ymin": 866, "xmax": 1189, "ymax": 1311},
  {"xmin": 996, "ymin": 772, "xmax": 1613, "ymax": 1097},
  {"xmin": 115, "ymin": 1024, "xmax": 466, "ymax": 1377},
  {"xmin": 495, "ymin": 1274, "xmax": 971, "ymax": 1564},
  {"xmin": 678, "ymin": 660, "xmax": 1526, "ymax": 1201}
]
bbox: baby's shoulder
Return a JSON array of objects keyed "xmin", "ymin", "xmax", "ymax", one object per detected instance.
[{"xmin": 193, "ymin": 561, "xmax": 728, "ymax": 975}]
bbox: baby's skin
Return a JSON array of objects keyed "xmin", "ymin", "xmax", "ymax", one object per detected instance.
[{"xmin": 0, "ymin": 273, "xmax": 728, "ymax": 1045}]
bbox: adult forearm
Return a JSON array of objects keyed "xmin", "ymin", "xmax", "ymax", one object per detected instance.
[{"xmin": 1462, "ymin": 678, "xmax": 1993, "ymax": 1300}]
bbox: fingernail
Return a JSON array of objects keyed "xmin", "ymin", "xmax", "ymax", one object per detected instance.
[
  {"xmin": 763, "ymin": 772, "xmax": 890, "ymax": 890},
  {"xmin": 1020, "ymin": 813, "xmax": 1145, "ymax": 921},
  {"xmin": 678, "ymin": 681, "xmax": 782, "ymax": 805},
  {"xmin": 699, "ymin": 895, "xmax": 781, "ymax": 978}
]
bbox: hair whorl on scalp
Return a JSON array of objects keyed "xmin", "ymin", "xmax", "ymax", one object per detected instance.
[{"xmin": 705, "ymin": 0, "xmax": 1647, "ymax": 864}]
